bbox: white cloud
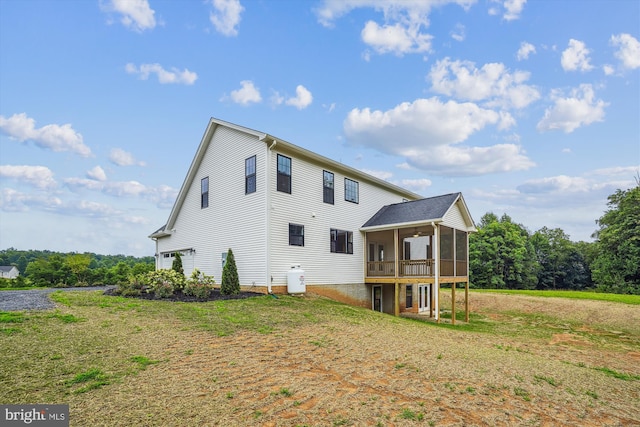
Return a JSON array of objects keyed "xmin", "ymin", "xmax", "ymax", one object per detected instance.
[
  {"xmin": 315, "ymin": 0, "xmax": 474, "ymax": 57},
  {"xmin": 399, "ymin": 178, "xmax": 432, "ymax": 192},
  {"xmin": 561, "ymin": 39, "xmax": 593, "ymax": 72},
  {"xmin": 86, "ymin": 166, "xmax": 107, "ymax": 181},
  {"xmin": 488, "ymin": 0, "xmax": 526, "ymax": 20},
  {"xmin": 0, "ymin": 113, "xmax": 91, "ymax": 157},
  {"xmin": 343, "ymin": 97, "xmax": 533, "ymax": 176},
  {"xmin": 63, "ymin": 177, "xmax": 177, "ymax": 209},
  {"xmin": 503, "ymin": 0, "xmax": 526, "ymax": 21},
  {"xmin": 537, "ymin": 84, "xmax": 608, "ymax": 133},
  {"xmin": 592, "ymin": 165, "xmax": 640, "ymax": 177},
  {"xmin": 517, "ymin": 175, "xmax": 591, "ymax": 194},
  {"xmin": 209, "ymin": 0, "xmax": 244, "ymax": 36},
  {"xmin": 361, "ymin": 21, "xmax": 432, "ymax": 55},
  {"xmin": 450, "ymin": 23, "xmax": 465, "ymax": 42},
  {"xmin": 0, "ymin": 188, "xmax": 62, "ymax": 212},
  {"xmin": 109, "ymin": 148, "xmax": 146, "ymax": 167},
  {"xmin": 428, "ymin": 58, "xmax": 540, "ymax": 109},
  {"xmin": 360, "ymin": 169, "xmax": 393, "ymax": 181},
  {"xmin": 101, "ymin": 0, "xmax": 156, "ymax": 32},
  {"xmin": 603, "ymin": 64, "xmax": 615, "ymax": 75},
  {"xmin": 285, "ymin": 85, "xmax": 313, "ymax": 110},
  {"xmin": 0, "ymin": 165, "xmax": 57, "ymax": 190},
  {"xmin": 229, "ymin": 80, "xmax": 262, "ymax": 105},
  {"xmin": 610, "ymin": 33, "xmax": 640, "ymax": 70},
  {"xmin": 516, "ymin": 41, "xmax": 535, "ymax": 60},
  {"xmin": 125, "ymin": 63, "xmax": 197, "ymax": 85}
]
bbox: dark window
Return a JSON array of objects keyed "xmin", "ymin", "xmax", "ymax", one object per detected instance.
[
  {"xmin": 323, "ymin": 170, "xmax": 334, "ymax": 204},
  {"xmin": 289, "ymin": 223, "xmax": 304, "ymax": 247},
  {"xmin": 406, "ymin": 286, "xmax": 413, "ymax": 308},
  {"xmin": 201, "ymin": 177, "xmax": 209, "ymax": 208},
  {"xmin": 245, "ymin": 155, "xmax": 256, "ymax": 194},
  {"xmin": 330, "ymin": 228, "xmax": 353, "ymax": 254},
  {"xmin": 345, "ymin": 178, "xmax": 359, "ymax": 203},
  {"xmin": 277, "ymin": 154, "xmax": 291, "ymax": 194}
]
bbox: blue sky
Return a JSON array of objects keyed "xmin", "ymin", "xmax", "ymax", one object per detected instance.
[{"xmin": 1, "ymin": 0, "xmax": 639, "ymax": 257}]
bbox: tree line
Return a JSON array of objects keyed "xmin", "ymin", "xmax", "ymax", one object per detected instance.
[
  {"xmin": 0, "ymin": 249, "xmax": 155, "ymax": 288},
  {"xmin": 470, "ymin": 183, "xmax": 640, "ymax": 294}
]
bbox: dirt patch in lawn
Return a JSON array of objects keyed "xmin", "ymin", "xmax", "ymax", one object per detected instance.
[{"xmin": 59, "ymin": 293, "xmax": 639, "ymax": 426}]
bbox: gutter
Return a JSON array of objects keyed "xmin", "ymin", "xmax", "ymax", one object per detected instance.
[{"xmin": 266, "ymin": 138, "xmax": 277, "ymax": 294}]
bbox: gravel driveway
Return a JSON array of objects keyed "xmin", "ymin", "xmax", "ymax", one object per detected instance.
[{"xmin": 0, "ymin": 286, "xmax": 113, "ymax": 311}]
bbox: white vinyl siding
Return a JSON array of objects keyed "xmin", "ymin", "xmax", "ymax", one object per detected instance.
[
  {"xmin": 268, "ymin": 147, "xmax": 411, "ymax": 287},
  {"xmin": 156, "ymin": 126, "xmax": 267, "ymax": 284},
  {"xmin": 442, "ymin": 199, "xmax": 468, "ymax": 230}
]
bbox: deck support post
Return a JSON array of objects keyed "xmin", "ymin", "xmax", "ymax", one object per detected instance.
[
  {"xmin": 465, "ymin": 281, "xmax": 469, "ymax": 323},
  {"xmin": 451, "ymin": 283, "xmax": 456, "ymax": 325},
  {"xmin": 394, "ymin": 282, "xmax": 400, "ymax": 317},
  {"xmin": 429, "ymin": 284, "xmax": 434, "ymax": 318}
]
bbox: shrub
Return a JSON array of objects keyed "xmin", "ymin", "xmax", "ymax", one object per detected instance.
[
  {"xmin": 221, "ymin": 249, "xmax": 240, "ymax": 295},
  {"xmin": 172, "ymin": 252, "xmax": 184, "ymax": 275},
  {"xmin": 144, "ymin": 269, "xmax": 185, "ymax": 298},
  {"xmin": 153, "ymin": 281, "xmax": 174, "ymax": 299},
  {"xmin": 116, "ymin": 275, "xmax": 147, "ymax": 297},
  {"xmin": 183, "ymin": 269, "xmax": 216, "ymax": 299}
]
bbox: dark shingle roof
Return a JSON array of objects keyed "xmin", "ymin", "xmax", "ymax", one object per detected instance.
[{"xmin": 362, "ymin": 193, "xmax": 461, "ymax": 228}]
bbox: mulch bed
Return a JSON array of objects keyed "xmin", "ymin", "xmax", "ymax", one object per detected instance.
[{"xmin": 104, "ymin": 287, "xmax": 264, "ymax": 302}]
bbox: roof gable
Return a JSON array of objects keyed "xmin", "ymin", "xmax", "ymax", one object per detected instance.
[
  {"xmin": 151, "ymin": 117, "xmax": 423, "ymax": 236},
  {"xmin": 362, "ymin": 192, "xmax": 476, "ymax": 231}
]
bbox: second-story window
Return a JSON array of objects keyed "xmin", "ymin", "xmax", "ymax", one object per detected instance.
[
  {"xmin": 323, "ymin": 170, "xmax": 334, "ymax": 204},
  {"xmin": 277, "ymin": 154, "xmax": 291, "ymax": 194},
  {"xmin": 245, "ymin": 155, "xmax": 256, "ymax": 194},
  {"xmin": 201, "ymin": 177, "xmax": 209, "ymax": 208},
  {"xmin": 345, "ymin": 178, "xmax": 359, "ymax": 204}
]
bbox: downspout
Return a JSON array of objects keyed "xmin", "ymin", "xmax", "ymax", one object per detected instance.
[
  {"xmin": 152, "ymin": 238, "xmax": 159, "ymax": 270},
  {"xmin": 432, "ymin": 221, "xmax": 439, "ymax": 322},
  {"xmin": 266, "ymin": 139, "xmax": 277, "ymax": 294}
]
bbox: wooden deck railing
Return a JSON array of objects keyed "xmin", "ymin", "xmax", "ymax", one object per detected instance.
[
  {"xmin": 366, "ymin": 259, "xmax": 468, "ymax": 278},
  {"xmin": 366, "ymin": 259, "xmax": 434, "ymax": 277}
]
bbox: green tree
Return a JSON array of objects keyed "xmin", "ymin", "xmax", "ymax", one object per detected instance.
[
  {"xmin": 172, "ymin": 252, "xmax": 184, "ymax": 275},
  {"xmin": 470, "ymin": 213, "xmax": 538, "ymax": 289},
  {"xmin": 65, "ymin": 253, "xmax": 92, "ymax": 285},
  {"xmin": 220, "ymin": 249, "xmax": 240, "ymax": 295},
  {"xmin": 531, "ymin": 227, "xmax": 592, "ymax": 290},
  {"xmin": 591, "ymin": 184, "xmax": 640, "ymax": 293}
]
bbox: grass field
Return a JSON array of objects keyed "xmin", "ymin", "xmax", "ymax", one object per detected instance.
[{"xmin": 1, "ymin": 290, "xmax": 638, "ymax": 426}]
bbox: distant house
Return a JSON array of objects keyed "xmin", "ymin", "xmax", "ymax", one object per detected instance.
[
  {"xmin": 0, "ymin": 266, "xmax": 19, "ymax": 279},
  {"xmin": 150, "ymin": 117, "xmax": 476, "ymax": 321}
]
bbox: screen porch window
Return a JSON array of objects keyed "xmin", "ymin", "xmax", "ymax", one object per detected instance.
[
  {"xmin": 330, "ymin": 229, "xmax": 353, "ymax": 254},
  {"xmin": 245, "ymin": 155, "xmax": 256, "ymax": 194},
  {"xmin": 277, "ymin": 154, "xmax": 291, "ymax": 194},
  {"xmin": 289, "ymin": 223, "xmax": 304, "ymax": 246},
  {"xmin": 344, "ymin": 178, "xmax": 359, "ymax": 203},
  {"xmin": 323, "ymin": 170, "xmax": 334, "ymax": 204},
  {"xmin": 201, "ymin": 177, "xmax": 209, "ymax": 208}
]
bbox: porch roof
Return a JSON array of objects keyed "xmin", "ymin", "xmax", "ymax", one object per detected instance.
[{"xmin": 361, "ymin": 192, "xmax": 462, "ymax": 230}]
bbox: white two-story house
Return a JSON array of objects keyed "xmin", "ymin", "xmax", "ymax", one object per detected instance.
[{"xmin": 150, "ymin": 117, "xmax": 476, "ymax": 320}]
